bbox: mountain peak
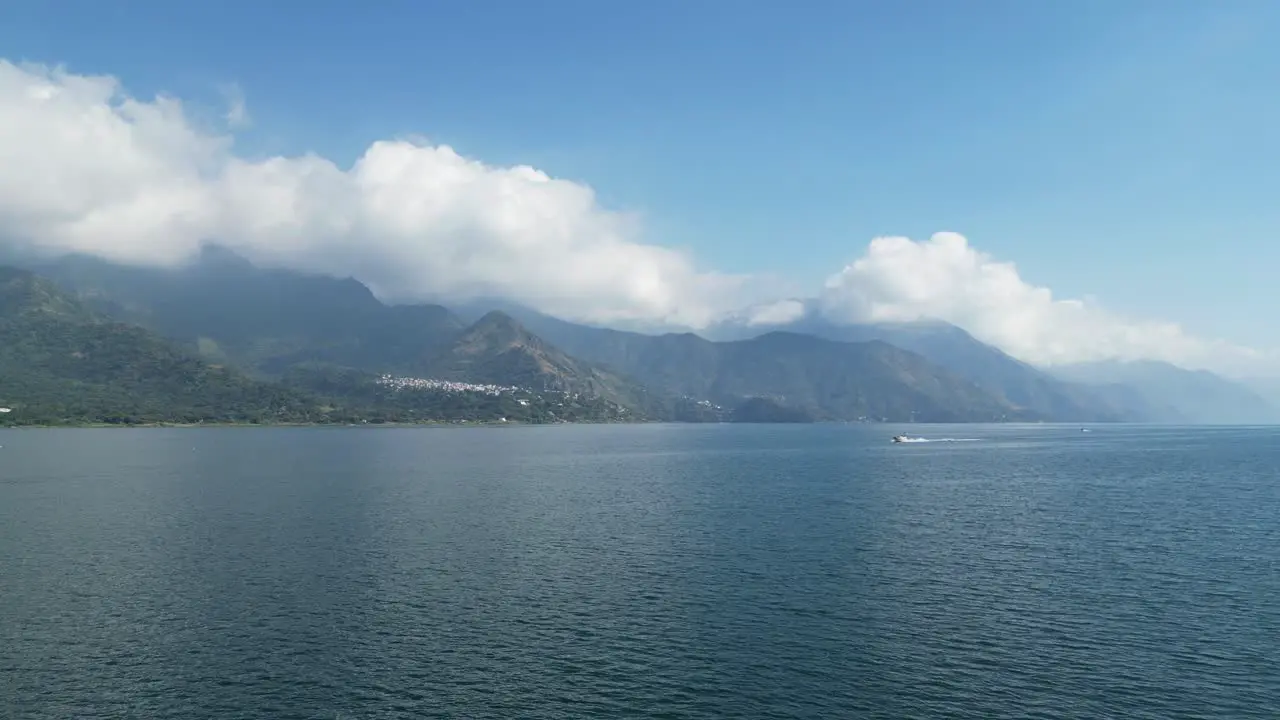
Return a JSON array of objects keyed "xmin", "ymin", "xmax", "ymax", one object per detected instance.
[
  {"xmin": 420, "ymin": 307, "xmax": 652, "ymax": 405},
  {"xmin": 0, "ymin": 266, "xmax": 93, "ymax": 321},
  {"xmin": 458, "ymin": 310, "xmax": 537, "ymax": 351},
  {"xmin": 473, "ymin": 309, "xmax": 521, "ymax": 329},
  {"xmin": 194, "ymin": 243, "xmax": 257, "ymax": 271}
]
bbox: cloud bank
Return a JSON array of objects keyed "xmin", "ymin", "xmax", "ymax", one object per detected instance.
[
  {"xmin": 818, "ymin": 232, "xmax": 1267, "ymax": 373},
  {"xmin": 0, "ymin": 60, "xmax": 1271, "ymax": 375},
  {"xmin": 0, "ymin": 60, "xmax": 752, "ymax": 329}
]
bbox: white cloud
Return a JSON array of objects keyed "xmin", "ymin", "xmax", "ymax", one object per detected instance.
[
  {"xmin": 219, "ymin": 82, "xmax": 250, "ymax": 128},
  {"xmin": 0, "ymin": 59, "xmax": 1272, "ymax": 377},
  {"xmin": 818, "ymin": 232, "xmax": 1270, "ymax": 374},
  {"xmin": 737, "ymin": 299, "xmax": 807, "ymax": 327},
  {"xmin": 0, "ymin": 60, "xmax": 752, "ymax": 329}
]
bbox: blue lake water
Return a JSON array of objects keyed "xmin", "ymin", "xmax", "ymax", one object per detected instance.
[{"xmin": 2, "ymin": 424, "xmax": 1278, "ymax": 718}]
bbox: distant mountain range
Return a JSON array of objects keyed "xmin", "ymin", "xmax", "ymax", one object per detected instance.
[
  {"xmin": 449, "ymin": 304, "xmax": 1023, "ymax": 422},
  {"xmin": 478, "ymin": 304, "xmax": 1141, "ymax": 423},
  {"xmin": 1247, "ymin": 377, "xmax": 1280, "ymax": 411},
  {"xmin": 4, "ymin": 245, "xmax": 1273, "ymax": 426},
  {"xmin": 1048, "ymin": 359, "xmax": 1277, "ymax": 425}
]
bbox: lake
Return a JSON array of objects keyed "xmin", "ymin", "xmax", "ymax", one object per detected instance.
[{"xmin": 2, "ymin": 424, "xmax": 1278, "ymax": 718}]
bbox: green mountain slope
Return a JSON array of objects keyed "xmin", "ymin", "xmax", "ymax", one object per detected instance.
[
  {"xmin": 37, "ymin": 249, "xmax": 463, "ymax": 377},
  {"xmin": 278, "ymin": 364, "xmax": 640, "ymax": 424},
  {"xmin": 0, "ymin": 268, "xmax": 332, "ymax": 425},
  {"xmin": 451, "ymin": 306, "xmax": 1029, "ymax": 421},
  {"xmin": 422, "ymin": 311, "xmax": 638, "ymax": 397},
  {"xmin": 415, "ymin": 311, "xmax": 709, "ymax": 420},
  {"xmin": 36, "ymin": 255, "xmax": 723, "ymax": 420},
  {"xmin": 31, "ymin": 251, "xmax": 1037, "ymax": 423},
  {"xmin": 0, "ymin": 267, "xmax": 652, "ymax": 426}
]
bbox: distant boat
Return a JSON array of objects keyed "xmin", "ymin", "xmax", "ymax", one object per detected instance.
[{"xmin": 892, "ymin": 435, "xmax": 908, "ymax": 443}]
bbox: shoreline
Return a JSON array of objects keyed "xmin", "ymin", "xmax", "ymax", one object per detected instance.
[
  {"xmin": 0, "ymin": 418, "xmax": 649, "ymax": 429},
  {"xmin": 0, "ymin": 418, "xmax": 1134, "ymax": 430}
]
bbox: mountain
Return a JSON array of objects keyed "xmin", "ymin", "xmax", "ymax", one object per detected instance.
[
  {"xmin": 1246, "ymin": 377, "xmax": 1280, "ymax": 411},
  {"xmin": 32, "ymin": 255, "xmax": 710, "ymax": 421},
  {"xmin": 1050, "ymin": 360, "xmax": 1278, "ymax": 424},
  {"xmin": 0, "ymin": 267, "xmax": 334, "ymax": 425},
  {"xmin": 457, "ymin": 303, "xmax": 1116, "ymax": 422},
  {"xmin": 34, "ymin": 248, "xmax": 464, "ymax": 377},
  {"xmin": 702, "ymin": 332, "xmax": 1026, "ymax": 421},
  {"xmin": 29, "ymin": 250, "xmax": 1040, "ymax": 423},
  {"xmin": 448, "ymin": 310, "xmax": 1028, "ymax": 421},
  {"xmin": 706, "ymin": 315, "xmax": 1137, "ymax": 422},
  {"xmin": 419, "ymin": 310, "xmax": 660, "ymax": 411},
  {"xmin": 27, "ymin": 247, "xmax": 1274, "ymax": 425},
  {"xmin": 0, "ymin": 265, "xmax": 659, "ymax": 426},
  {"xmin": 425, "ymin": 311, "xmax": 608, "ymax": 390}
]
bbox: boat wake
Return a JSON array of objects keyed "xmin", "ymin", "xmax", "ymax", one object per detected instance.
[{"xmin": 893, "ymin": 436, "xmax": 980, "ymax": 444}]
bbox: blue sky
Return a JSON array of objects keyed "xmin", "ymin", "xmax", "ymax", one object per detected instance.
[{"xmin": 1, "ymin": 0, "xmax": 1278, "ymax": 359}]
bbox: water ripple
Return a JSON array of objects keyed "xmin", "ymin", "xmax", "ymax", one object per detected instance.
[{"xmin": 1, "ymin": 424, "xmax": 1278, "ymax": 717}]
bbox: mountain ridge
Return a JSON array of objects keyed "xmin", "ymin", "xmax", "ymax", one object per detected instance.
[
  {"xmin": 456, "ymin": 301, "xmax": 1132, "ymax": 421},
  {"xmin": 442, "ymin": 305, "xmax": 1035, "ymax": 422},
  {"xmin": 481, "ymin": 299, "xmax": 1279, "ymax": 424},
  {"xmin": 418, "ymin": 310, "xmax": 661, "ymax": 413},
  {"xmin": 24, "ymin": 248, "xmax": 1273, "ymax": 425},
  {"xmin": 1050, "ymin": 359, "xmax": 1278, "ymax": 425},
  {"xmin": 0, "ymin": 267, "xmax": 665, "ymax": 426},
  {"xmin": 25, "ymin": 252, "xmax": 1036, "ymax": 423},
  {"xmin": 706, "ymin": 313, "xmax": 1141, "ymax": 422}
]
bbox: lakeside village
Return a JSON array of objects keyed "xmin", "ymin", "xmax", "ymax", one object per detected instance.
[
  {"xmin": 372, "ymin": 374, "xmax": 726, "ymax": 424},
  {"xmin": 373, "ymin": 373, "xmax": 635, "ymax": 424},
  {"xmin": 375, "ymin": 374, "xmax": 527, "ymax": 399}
]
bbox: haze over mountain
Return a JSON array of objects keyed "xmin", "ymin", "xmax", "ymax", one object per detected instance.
[
  {"xmin": 27, "ymin": 252, "xmax": 1042, "ymax": 422},
  {"xmin": 17, "ymin": 249, "xmax": 1269, "ymax": 425},
  {"xmin": 453, "ymin": 298, "xmax": 1194, "ymax": 424},
  {"xmin": 38, "ymin": 246, "xmax": 464, "ymax": 376},
  {"xmin": 0, "ymin": 267, "xmax": 330, "ymax": 424},
  {"xmin": 1248, "ymin": 377, "xmax": 1280, "ymax": 407},
  {"xmin": 709, "ymin": 312, "xmax": 1139, "ymax": 423},
  {"xmin": 1050, "ymin": 360, "xmax": 1278, "ymax": 425},
  {"xmin": 0, "ymin": 261, "xmax": 700, "ymax": 425},
  {"xmin": 29, "ymin": 248, "xmax": 1192, "ymax": 426}
]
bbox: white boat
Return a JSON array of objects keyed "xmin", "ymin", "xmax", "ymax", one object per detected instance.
[{"xmin": 892, "ymin": 435, "xmax": 908, "ymax": 443}]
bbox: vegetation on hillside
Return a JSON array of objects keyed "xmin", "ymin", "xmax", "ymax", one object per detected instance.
[
  {"xmin": 0, "ymin": 269, "xmax": 330, "ymax": 425},
  {"xmin": 281, "ymin": 364, "xmax": 639, "ymax": 424},
  {"xmin": 14, "ymin": 252, "xmax": 1106, "ymax": 425},
  {"xmin": 0, "ymin": 268, "xmax": 643, "ymax": 426}
]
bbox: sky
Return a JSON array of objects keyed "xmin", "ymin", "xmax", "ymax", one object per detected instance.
[{"xmin": 0, "ymin": 0, "xmax": 1278, "ymax": 376}]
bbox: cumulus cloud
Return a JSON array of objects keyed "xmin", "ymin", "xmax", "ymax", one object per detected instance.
[
  {"xmin": 818, "ymin": 232, "xmax": 1268, "ymax": 373},
  {"xmin": 0, "ymin": 59, "xmax": 1271, "ymax": 376},
  {"xmin": 0, "ymin": 60, "xmax": 753, "ymax": 329}
]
